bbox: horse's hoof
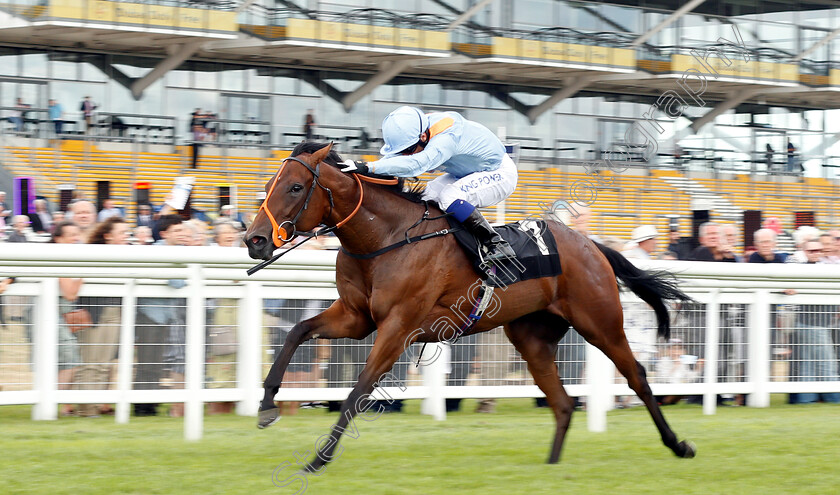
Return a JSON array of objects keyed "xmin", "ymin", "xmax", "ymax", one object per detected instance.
[
  {"xmin": 301, "ymin": 462, "xmax": 323, "ymax": 474},
  {"xmin": 679, "ymin": 440, "xmax": 697, "ymax": 458},
  {"xmin": 258, "ymin": 408, "xmax": 281, "ymax": 429}
]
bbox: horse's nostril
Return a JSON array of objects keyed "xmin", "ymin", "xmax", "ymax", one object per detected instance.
[{"xmin": 250, "ymin": 236, "xmax": 266, "ymax": 247}]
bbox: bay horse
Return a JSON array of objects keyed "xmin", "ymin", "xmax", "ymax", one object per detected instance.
[{"xmin": 244, "ymin": 142, "xmax": 696, "ymax": 471}]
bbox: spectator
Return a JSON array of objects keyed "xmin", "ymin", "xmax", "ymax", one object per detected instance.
[
  {"xmin": 9, "ymin": 97, "xmax": 29, "ymax": 132},
  {"xmin": 136, "ymin": 204, "xmax": 154, "ymax": 229},
  {"xmin": 190, "ymin": 109, "xmax": 203, "ymax": 168},
  {"xmin": 132, "ymin": 226, "xmax": 153, "ymax": 245},
  {"xmin": 97, "ymin": 198, "xmax": 121, "ymax": 223},
  {"xmin": 53, "ymin": 221, "xmax": 83, "ymax": 416},
  {"xmin": 688, "ymin": 222, "xmax": 736, "ymax": 262},
  {"xmin": 48, "ymin": 99, "xmax": 64, "ymax": 135},
  {"xmin": 218, "ymin": 205, "xmax": 247, "ymax": 230},
  {"xmin": 135, "ymin": 215, "xmax": 189, "ymax": 417},
  {"xmin": 303, "ymin": 109, "xmax": 316, "ymax": 141},
  {"xmin": 80, "ymin": 96, "xmax": 97, "ymax": 133},
  {"xmin": 0, "ymin": 191, "xmax": 10, "ymax": 224},
  {"xmin": 689, "ymin": 221, "xmax": 742, "ymax": 405},
  {"xmin": 75, "ymin": 217, "xmax": 130, "ymax": 416},
  {"xmin": 474, "ymin": 327, "xmax": 507, "ymax": 413},
  {"xmin": 6, "ymin": 215, "xmax": 30, "ymax": 243},
  {"xmin": 666, "ymin": 226, "xmax": 690, "ymax": 260},
  {"xmin": 206, "ymin": 222, "xmax": 243, "ymax": 415},
  {"xmin": 52, "ymin": 210, "xmax": 65, "ymax": 225},
  {"xmin": 721, "ymin": 224, "xmax": 743, "ymax": 262},
  {"xmin": 749, "ymin": 228, "xmax": 787, "ymax": 263},
  {"xmin": 211, "ymin": 221, "xmax": 242, "ymax": 247},
  {"xmin": 183, "ymin": 219, "xmax": 209, "ymax": 246},
  {"xmin": 787, "ymin": 141, "xmax": 800, "ymax": 173},
  {"xmin": 30, "ymin": 199, "xmax": 53, "ymax": 234},
  {"xmin": 620, "ymin": 226, "xmax": 660, "ymax": 407},
  {"xmin": 818, "ymin": 233, "xmax": 839, "ymax": 264},
  {"xmin": 654, "ymin": 339, "xmax": 704, "ymax": 405},
  {"xmin": 787, "ymin": 226, "xmax": 821, "ymax": 264},
  {"xmin": 623, "ymin": 225, "xmax": 658, "ymax": 260},
  {"xmin": 786, "ymin": 239, "xmax": 840, "ymax": 404},
  {"xmin": 764, "ymin": 144, "xmax": 774, "ymax": 171},
  {"xmin": 68, "ymin": 200, "xmax": 96, "ymax": 242},
  {"xmin": 201, "ymin": 110, "xmax": 218, "ymax": 141}
]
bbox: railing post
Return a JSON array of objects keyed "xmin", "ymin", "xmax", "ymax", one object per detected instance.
[
  {"xmin": 115, "ymin": 280, "xmax": 136, "ymax": 424},
  {"xmin": 421, "ymin": 343, "xmax": 447, "ymax": 421},
  {"xmin": 703, "ymin": 290, "xmax": 720, "ymax": 415},
  {"xmin": 32, "ymin": 278, "xmax": 59, "ymax": 421},
  {"xmin": 748, "ymin": 289, "xmax": 771, "ymax": 407},
  {"xmin": 184, "ymin": 264, "xmax": 206, "ymax": 441},
  {"xmin": 586, "ymin": 342, "xmax": 613, "ymax": 432},
  {"xmin": 236, "ymin": 281, "xmax": 262, "ymax": 416}
]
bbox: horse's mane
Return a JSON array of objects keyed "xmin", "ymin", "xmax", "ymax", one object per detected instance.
[{"xmin": 291, "ymin": 141, "xmax": 426, "ymax": 204}]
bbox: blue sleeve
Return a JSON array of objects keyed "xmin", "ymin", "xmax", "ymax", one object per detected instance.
[
  {"xmin": 168, "ymin": 279, "xmax": 187, "ymax": 289},
  {"xmin": 370, "ymin": 132, "xmax": 457, "ymax": 177}
]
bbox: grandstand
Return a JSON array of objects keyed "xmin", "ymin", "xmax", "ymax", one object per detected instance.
[{"xmin": 0, "ymin": 0, "xmax": 839, "ymax": 247}]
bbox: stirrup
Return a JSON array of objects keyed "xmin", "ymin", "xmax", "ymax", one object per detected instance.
[{"xmin": 484, "ymin": 240, "xmax": 516, "ymax": 262}]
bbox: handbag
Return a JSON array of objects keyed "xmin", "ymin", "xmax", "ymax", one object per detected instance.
[
  {"xmin": 208, "ymin": 326, "xmax": 237, "ymax": 356},
  {"xmin": 64, "ymin": 308, "xmax": 93, "ymax": 333}
]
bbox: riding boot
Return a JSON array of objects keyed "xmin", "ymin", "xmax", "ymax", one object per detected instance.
[{"xmin": 461, "ymin": 209, "xmax": 516, "ymax": 262}]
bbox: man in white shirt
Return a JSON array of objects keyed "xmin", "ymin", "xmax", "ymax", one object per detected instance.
[{"xmin": 623, "ymin": 225, "xmax": 658, "ymax": 260}]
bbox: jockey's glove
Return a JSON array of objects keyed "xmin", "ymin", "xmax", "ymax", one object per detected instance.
[{"xmin": 340, "ymin": 159, "xmax": 369, "ymax": 174}]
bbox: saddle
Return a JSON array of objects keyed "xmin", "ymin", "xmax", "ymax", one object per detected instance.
[{"xmin": 446, "ymin": 217, "xmax": 562, "ymax": 288}]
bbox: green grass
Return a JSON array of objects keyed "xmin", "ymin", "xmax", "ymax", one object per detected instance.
[{"xmin": 1, "ymin": 397, "xmax": 838, "ymax": 494}]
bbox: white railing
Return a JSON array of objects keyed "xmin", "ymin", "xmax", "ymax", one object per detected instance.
[{"xmin": 1, "ymin": 243, "xmax": 839, "ymax": 439}]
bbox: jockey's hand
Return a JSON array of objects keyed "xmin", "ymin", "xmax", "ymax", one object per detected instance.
[{"xmin": 340, "ymin": 159, "xmax": 369, "ymax": 174}]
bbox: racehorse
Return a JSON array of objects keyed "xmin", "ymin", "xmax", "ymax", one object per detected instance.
[{"xmin": 244, "ymin": 142, "xmax": 696, "ymax": 471}]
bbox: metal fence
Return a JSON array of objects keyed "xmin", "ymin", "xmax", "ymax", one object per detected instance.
[{"xmin": 1, "ymin": 244, "xmax": 839, "ymax": 439}]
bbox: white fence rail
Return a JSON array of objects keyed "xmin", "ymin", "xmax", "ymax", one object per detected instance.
[{"xmin": 1, "ymin": 244, "xmax": 839, "ymax": 439}]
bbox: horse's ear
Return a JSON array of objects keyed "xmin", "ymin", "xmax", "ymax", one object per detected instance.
[{"xmin": 310, "ymin": 142, "xmax": 334, "ymax": 165}]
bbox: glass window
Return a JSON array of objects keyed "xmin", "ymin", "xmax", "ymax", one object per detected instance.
[
  {"xmin": 220, "ymin": 65, "xmax": 245, "ymax": 92},
  {"xmin": 246, "ymin": 68, "xmax": 271, "ymax": 93},
  {"xmin": 167, "ymin": 67, "xmax": 192, "ymax": 88},
  {"xmin": 0, "ymin": 48, "xmax": 18, "ymax": 77},
  {"xmin": 274, "ymin": 74, "xmax": 296, "ymax": 94},
  {"xmin": 80, "ymin": 54, "xmax": 107, "ymax": 82},
  {"xmin": 50, "ymin": 81, "xmax": 103, "ymax": 125},
  {"xmin": 193, "ymin": 62, "xmax": 218, "ymax": 90},
  {"xmin": 168, "ymin": 88, "xmax": 218, "ymax": 135},
  {"xmin": 20, "ymin": 52, "xmax": 48, "ymax": 79},
  {"xmin": 51, "ymin": 56, "xmax": 78, "ymax": 80}
]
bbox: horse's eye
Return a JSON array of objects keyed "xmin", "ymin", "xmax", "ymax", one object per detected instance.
[{"xmin": 290, "ymin": 183, "xmax": 303, "ymax": 193}]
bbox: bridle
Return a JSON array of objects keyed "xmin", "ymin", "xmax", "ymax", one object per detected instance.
[{"xmin": 257, "ymin": 153, "xmax": 397, "ymax": 248}]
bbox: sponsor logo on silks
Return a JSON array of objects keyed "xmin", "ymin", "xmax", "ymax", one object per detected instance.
[
  {"xmin": 459, "ymin": 173, "xmax": 504, "ymax": 193},
  {"xmin": 517, "ymin": 220, "xmax": 549, "ymax": 255}
]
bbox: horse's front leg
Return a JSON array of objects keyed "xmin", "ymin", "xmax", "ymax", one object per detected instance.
[
  {"xmin": 259, "ymin": 298, "xmax": 373, "ymax": 428},
  {"xmin": 303, "ymin": 321, "xmax": 418, "ymax": 472}
]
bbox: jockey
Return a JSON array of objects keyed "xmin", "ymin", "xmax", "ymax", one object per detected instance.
[{"xmin": 341, "ymin": 106, "xmax": 517, "ymax": 262}]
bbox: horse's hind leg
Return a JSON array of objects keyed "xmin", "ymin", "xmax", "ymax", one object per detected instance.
[
  {"xmin": 554, "ymin": 304, "xmax": 696, "ymax": 459},
  {"xmin": 505, "ymin": 312, "xmax": 574, "ymax": 464},
  {"xmin": 259, "ymin": 299, "xmax": 373, "ymax": 428}
]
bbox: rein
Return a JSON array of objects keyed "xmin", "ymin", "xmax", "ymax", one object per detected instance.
[{"xmin": 249, "ymin": 155, "xmax": 415, "ymax": 275}]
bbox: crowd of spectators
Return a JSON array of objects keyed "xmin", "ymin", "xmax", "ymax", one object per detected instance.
[
  {"xmin": 613, "ymin": 218, "xmax": 840, "ymax": 407},
  {"xmin": 2, "ymin": 192, "xmax": 838, "ymax": 415},
  {"xmin": 0, "ymin": 191, "xmax": 254, "ymax": 416}
]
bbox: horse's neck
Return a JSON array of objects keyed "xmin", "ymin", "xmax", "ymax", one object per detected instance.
[{"xmin": 330, "ymin": 183, "xmax": 434, "ymax": 255}]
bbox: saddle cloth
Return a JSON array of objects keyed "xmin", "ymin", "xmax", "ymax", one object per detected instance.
[{"xmin": 446, "ymin": 217, "xmax": 562, "ymax": 288}]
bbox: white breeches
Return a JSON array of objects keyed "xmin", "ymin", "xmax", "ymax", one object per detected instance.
[{"xmin": 421, "ymin": 154, "xmax": 518, "ymax": 210}]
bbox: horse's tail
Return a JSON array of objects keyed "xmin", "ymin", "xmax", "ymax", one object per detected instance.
[{"xmin": 594, "ymin": 242, "xmax": 692, "ymax": 341}]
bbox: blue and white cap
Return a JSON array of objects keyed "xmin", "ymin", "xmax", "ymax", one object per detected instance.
[{"xmin": 380, "ymin": 106, "xmax": 430, "ymax": 155}]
